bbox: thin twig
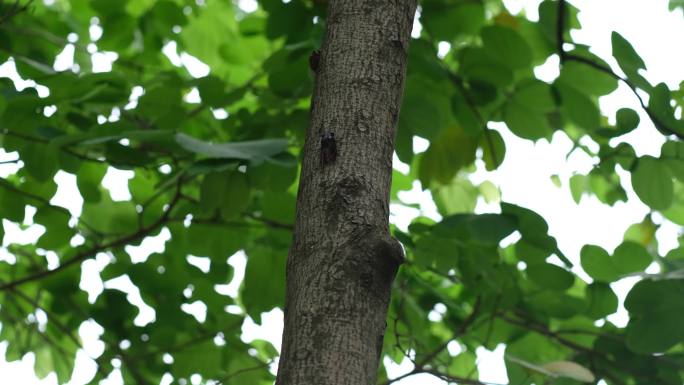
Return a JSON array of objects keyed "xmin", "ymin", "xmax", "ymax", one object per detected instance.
[
  {"xmin": 215, "ymin": 360, "xmax": 273, "ymax": 384},
  {"xmin": 556, "ymin": 0, "xmax": 567, "ymax": 63},
  {"xmin": 554, "ymin": 0, "xmax": 684, "ymax": 141},
  {"xmin": 0, "ymin": 0, "xmax": 33, "ymax": 25},
  {"xmin": 0, "ymin": 179, "xmax": 183, "ymax": 291}
]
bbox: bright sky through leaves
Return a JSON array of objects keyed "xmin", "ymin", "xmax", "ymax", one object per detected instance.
[{"xmin": 1, "ymin": 0, "xmax": 683, "ymax": 384}]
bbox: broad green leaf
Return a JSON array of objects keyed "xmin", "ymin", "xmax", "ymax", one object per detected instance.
[
  {"xmin": 261, "ymin": 191, "xmax": 296, "ymax": 223},
  {"xmin": 400, "ymin": 93, "xmax": 443, "ymax": 140},
  {"xmin": 418, "ymin": 125, "xmax": 477, "ymax": 186},
  {"xmin": 459, "ymin": 47, "xmax": 513, "ymax": 87},
  {"xmin": 631, "ymin": 156, "xmax": 673, "ymax": 210},
  {"xmin": 414, "ymin": 233, "xmax": 460, "ymax": 271},
  {"xmin": 480, "ymin": 129, "xmax": 506, "ymax": 171},
  {"xmin": 527, "ymin": 291, "xmax": 586, "ymax": 318},
  {"xmin": 661, "ymin": 140, "xmax": 684, "ymax": 181},
  {"xmin": 585, "ymin": 283, "xmax": 618, "ymax": 319},
  {"xmin": 76, "ymin": 163, "xmax": 107, "ymax": 203},
  {"xmin": 241, "ymin": 245, "xmax": 286, "ymax": 322},
  {"xmin": 0, "ymin": 183, "xmax": 26, "ymax": 222},
  {"xmin": 21, "ymin": 143, "xmax": 59, "ymax": 182},
  {"xmin": 267, "ymin": 52, "xmax": 312, "ymax": 99},
  {"xmin": 581, "ymin": 244, "xmax": 618, "ymax": 282},
  {"xmin": 625, "ymin": 279, "xmax": 684, "ymax": 353},
  {"xmin": 526, "ymin": 263, "xmax": 574, "ymax": 291},
  {"xmin": 219, "ymin": 172, "xmax": 250, "ymax": 219},
  {"xmin": 81, "ymin": 197, "xmax": 138, "ymax": 234},
  {"xmin": 512, "ymin": 79, "xmax": 556, "ymax": 112},
  {"xmin": 422, "ymin": 2, "xmax": 485, "ymax": 41},
  {"xmin": 616, "ymin": 108, "xmax": 640, "ymax": 133},
  {"xmin": 662, "ymin": 182, "xmax": 684, "ymax": 225},
  {"xmin": 172, "ymin": 341, "xmax": 223, "ymax": 378},
  {"xmin": 541, "ymin": 361, "xmax": 595, "ymax": 383},
  {"xmin": 504, "ymin": 101, "xmax": 552, "ymax": 140},
  {"xmin": 175, "ymin": 133, "xmax": 289, "ymax": 162},
  {"xmin": 557, "ymin": 84, "xmax": 600, "ymax": 130},
  {"xmin": 611, "ymin": 31, "xmax": 646, "ymax": 73},
  {"xmin": 613, "ymin": 241, "xmax": 652, "ymax": 274},
  {"xmin": 481, "ymin": 25, "xmax": 533, "ymax": 70},
  {"xmin": 557, "ymin": 61, "xmax": 618, "ymax": 96},
  {"xmin": 34, "ymin": 206, "xmax": 75, "ymax": 250},
  {"xmin": 432, "ymin": 177, "xmax": 478, "ymax": 215},
  {"xmin": 200, "ymin": 171, "xmax": 228, "ymax": 212},
  {"xmin": 569, "ymin": 174, "xmax": 587, "ymax": 203}
]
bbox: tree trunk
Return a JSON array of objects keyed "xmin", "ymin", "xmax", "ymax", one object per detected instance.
[{"xmin": 275, "ymin": 2, "xmax": 417, "ymax": 385}]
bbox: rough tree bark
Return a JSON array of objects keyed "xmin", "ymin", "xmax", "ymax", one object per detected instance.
[{"xmin": 275, "ymin": 2, "xmax": 418, "ymax": 385}]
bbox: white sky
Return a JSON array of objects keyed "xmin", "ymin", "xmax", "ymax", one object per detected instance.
[{"xmin": 1, "ymin": 0, "xmax": 683, "ymax": 384}]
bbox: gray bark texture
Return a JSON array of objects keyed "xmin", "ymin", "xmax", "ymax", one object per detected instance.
[{"xmin": 275, "ymin": 2, "xmax": 417, "ymax": 385}]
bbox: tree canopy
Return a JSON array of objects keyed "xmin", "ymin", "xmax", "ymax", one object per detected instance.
[{"xmin": 0, "ymin": 0, "xmax": 684, "ymax": 384}]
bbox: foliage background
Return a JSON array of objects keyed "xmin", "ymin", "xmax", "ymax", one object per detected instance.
[{"xmin": 1, "ymin": 0, "xmax": 684, "ymax": 384}]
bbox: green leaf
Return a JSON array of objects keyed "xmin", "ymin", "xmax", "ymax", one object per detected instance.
[
  {"xmin": 77, "ymin": 163, "xmax": 107, "ymax": 203},
  {"xmin": 613, "ymin": 241, "xmax": 652, "ymax": 274},
  {"xmin": 611, "ymin": 31, "xmax": 646, "ymax": 73},
  {"xmin": 459, "ymin": 47, "xmax": 513, "ymax": 87},
  {"xmin": 432, "ymin": 177, "xmax": 478, "ymax": 215},
  {"xmin": 569, "ymin": 174, "xmax": 586, "ymax": 203},
  {"xmin": 247, "ymin": 155, "xmax": 297, "ymax": 192},
  {"xmin": 581, "ymin": 244, "xmax": 618, "ymax": 282},
  {"xmin": 526, "ymin": 263, "xmax": 574, "ymax": 291},
  {"xmin": 541, "ymin": 361, "xmax": 595, "ymax": 383},
  {"xmin": 512, "ymin": 79, "xmax": 556, "ymax": 112},
  {"xmin": 585, "ymin": 283, "xmax": 618, "ymax": 319},
  {"xmin": 631, "ymin": 156, "xmax": 673, "ymax": 210},
  {"xmin": 200, "ymin": 171, "xmax": 228, "ymax": 212},
  {"xmin": 0, "ymin": 183, "xmax": 26, "ymax": 222},
  {"xmin": 421, "ymin": 2, "xmax": 485, "ymax": 41},
  {"xmin": 414, "ymin": 233, "xmax": 459, "ymax": 271},
  {"xmin": 400, "ymin": 93, "xmax": 443, "ymax": 140},
  {"xmin": 34, "ymin": 206, "xmax": 75, "ymax": 250},
  {"xmin": 81, "ymin": 197, "xmax": 138, "ymax": 234},
  {"xmin": 527, "ymin": 291, "xmax": 586, "ymax": 318},
  {"xmin": 173, "ymin": 340, "xmax": 223, "ymax": 378},
  {"xmin": 481, "ymin": 26, "xmax": 533, "ymax": 70},
  {"xmin": 21, "ymin": 143, "xmax": 59, "ymax": 182},
  {"xmin": 504, "ymin": 101, "xmax": 552, "ymax": 140},
  {"xmin": 625, "ymin": 279, "xmax": 684, "ymax": 353},
  {"xmin": 219, "ymin": 171, "xmax": 250, "ymax": 219},
  {"xmin": 176, "ymin": 133, "xmax": 288, "ymax": 162},
  {"xmin": 241, "ymin": 245, "xmax": 285, "ymax": 322},
  {"xmin": 261, "ymin": 191, "xmax": 295, "ymax": 224},
  {"xmin": 418, "ymin": 125, "xmax": 478, "ymax": 186},
  {"xmin": 616, "ymin": 108, "xmax": 640, "ymax": 133},
  {"xmin": 481, "ymin": 129, "xmax": 505, "ymax": 171},
  {"xmin": 661, "ymin": 140, "xmax": 684, "ymax": 181},
  {"xmin": 557, "ymin": 61, "xmax": 618, "ymax": 96},
  {"xmin": 557, "ymin": 84, "xmax": 600, "ymax": 130}
]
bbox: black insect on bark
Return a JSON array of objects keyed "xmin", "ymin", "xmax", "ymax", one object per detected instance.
[
  {"xmin": 309, "ymin": 49, "xmax": 321, "ymax": 73},
  {"xmin": 320, "ymin": 131, "xmax": 337, "ymax": 165}
]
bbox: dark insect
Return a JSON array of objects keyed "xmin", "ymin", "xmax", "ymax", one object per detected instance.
[
  {"xmin": 320, "ymin": 131, "xmax": 337, "ymax": 165},
  {"xmin": 309, "ymin": 49, "xmax": 321, "ymax": 73}
]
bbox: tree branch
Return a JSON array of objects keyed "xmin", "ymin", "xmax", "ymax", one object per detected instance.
[
  {"xmin": 554, "ymin": 0, "xmax": 684, "ymax": 141},
  {"xmin": 0, "ymin": 0, "xmax": 33, "ymax": 25},
  {"xmin": 0, "ymin": 177, "xmax": 104, "ymax": 236},
  {"xmin": 0, "ymin": 180, "xmax": 182, "ymax": 291},
  {"xmin": 556, "ymin": 0, "xmax": 567, "ymax": 63},
  {"xmin": 382, "ymin": 297, "xmax": 483, "ymax": 385},
  {"xmin": 9, "ymin": 288, "xmax": 110, "ymax": 378}
]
